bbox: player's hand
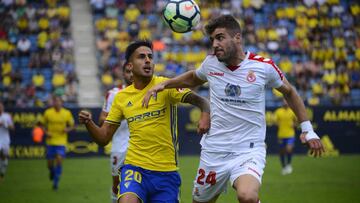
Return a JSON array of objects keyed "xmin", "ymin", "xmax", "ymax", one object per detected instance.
[
  {"xmin": 197, "ymin": 112, "xmax": 210, "ymax": 135},
  {"xmin": 142, "ymin": 83, "xmax": 166, "ymax": 108},
  {"xmin": 78, "ymin": 110, "xmax": 92, "ymax": 124},
  {"xmin": 300, "ymin": 131, "xmax": 324, "ymax": 157}
]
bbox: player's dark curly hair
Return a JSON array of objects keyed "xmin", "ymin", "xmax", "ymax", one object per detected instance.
[
  {"xmin": 125, "ymin": 40, "xmax": 153, "ymax": 62},
  {"xmin": 205, "ymin": 15, "xmax": 241, "ymax": 37}
]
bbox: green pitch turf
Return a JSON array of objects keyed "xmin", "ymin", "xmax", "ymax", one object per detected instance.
[{"xmin": 0, "ymin": 155, "xmax": 359, "ymax": 203}]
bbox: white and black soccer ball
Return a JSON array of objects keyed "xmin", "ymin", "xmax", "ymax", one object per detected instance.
[{"xmin": 163, "ymin": 0, "xmax": 201, "ymax": 33}]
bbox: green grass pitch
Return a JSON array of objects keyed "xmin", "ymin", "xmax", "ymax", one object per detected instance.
[{"xmin": 0, "ymin": 155, "xmax": 359, "ymax": 203}]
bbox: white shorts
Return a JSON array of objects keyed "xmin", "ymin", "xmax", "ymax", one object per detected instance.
[
  {"xmin": 192, "ymin": 147, "xmax": 266, "ymax": 202},
  {"xmin": 110, "ymin": 152, "xmax": 126, "ymax": 176},
  {"xmin": 0, "ymin": 142, "xmax": 10, "ymax": 156}
]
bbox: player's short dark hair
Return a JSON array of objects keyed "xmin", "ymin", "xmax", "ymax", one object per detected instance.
[
  {"xmin": 125, "ymin": 40, "xmax": 153, "ymax": 62},
  {"xmin": 205, "ymin": 15, "xmax": 241, "ymax": 37}
]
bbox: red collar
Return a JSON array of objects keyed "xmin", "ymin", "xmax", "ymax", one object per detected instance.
[{"xmin": 226, "ymin": 65, "xmax": 240, "ymax": 71}]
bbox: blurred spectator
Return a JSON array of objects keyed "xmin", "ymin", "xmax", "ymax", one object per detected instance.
[
  {"xmin": 17, "ymin": 37, "xmax": 31, "ymax": 56},
  {"xmin": 32, "ymin": 71, "xmax": 45, "ymax": 91}
]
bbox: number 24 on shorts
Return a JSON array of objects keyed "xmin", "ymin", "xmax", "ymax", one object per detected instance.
[{"xmin": 197, "ymin": 168, "xmax": 216, "ymax": 185}]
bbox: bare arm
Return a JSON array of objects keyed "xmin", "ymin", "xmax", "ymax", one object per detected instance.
[
  {"xmin": 143, "ymin": 70, "xmax": 205, "ymax": 108},
  {"xmin": 276, "ymin": 78, "xmax": 324, "ymax": 157},
  {"xmin": 98, "ymin": 111, "xmax": 108, "ymax": 126},
  {"xmin": 276, "ymin": 78, "xmax": 308, "ymax": 122},
  {"xmin": 78, "ymin": 110, "xmax": 118, "ymax": 146},
  {"xmin": 162, "ymin": 70, "xmax": 206, "ymax": 89},
  {"xmin": 183, "ymin": 92, "xmax": 211, "ymax": 134}
]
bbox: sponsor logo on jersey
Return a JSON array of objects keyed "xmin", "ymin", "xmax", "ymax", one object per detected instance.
[
  {"xmin": 224, "ymin": 83, "xmax": 241, "ymax": 97},
  {"xmin": 208, "ymin": 71, "xmax": 224, "ymax": 76},
  {"xmin": 247, "ymin": 70, "xmax": 256, "ymax": 82},
  {"xmin": 127, "ymin": 108, "xmax": 166, "ymax": 123}
]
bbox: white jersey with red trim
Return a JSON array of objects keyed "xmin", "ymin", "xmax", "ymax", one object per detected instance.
[
  {"xmin": 195, "ymin": 52, "xmax": 284, "ymax": 153},
  {"xmin": 103, "ymin": 86, "xmax": 130, "ymax": 154}
]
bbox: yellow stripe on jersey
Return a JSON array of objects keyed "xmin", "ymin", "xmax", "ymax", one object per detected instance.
[
  {"xmin": 106, "ymin": 76, "xmax": 191, "ymax": 172},
  {"xmin": 274, "ymin": 107, "xmax": 297, "ymax": 139},
  {"xmin": 42, "ymin": 107, "xmax": 74, "ymax": 146}
]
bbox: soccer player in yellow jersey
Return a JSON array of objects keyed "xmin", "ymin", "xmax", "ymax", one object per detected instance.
[
  {"xmin": 79, "ymin": 41, "xmax": 210, "ymax": 203},
  {"xmin": 42, "ymin": 96, "xmax": 75, "ymax": 190},
  {"xmin": 274, "ymin": 99, "xmax": 297, "ymax": 175}
]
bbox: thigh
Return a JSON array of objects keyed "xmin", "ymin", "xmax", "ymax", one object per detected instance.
[
  {"xmin": 119, "ymin": 165, "xmax": 147, "ymax": 203},
  {"xmin": 192, "ymin": 151, "xmax": 230, "ymax": 202},
  {"xmin": 150, "ymin": 171, "xmax": 181, "ymax": 203},
  {"xmin": 229, "ymin": 148, "xmax": 266, "ymax": 186}
]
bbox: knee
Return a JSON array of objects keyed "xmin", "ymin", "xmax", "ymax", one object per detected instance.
[{"xmin": 237, "ymin": 190, "xmax": 258, "ymax": 203}]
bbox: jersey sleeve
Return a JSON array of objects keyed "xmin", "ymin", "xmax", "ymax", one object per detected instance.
[
  {"xmin": 195, "ymin": 56, "xmax": 210, "ymax": 81},
  {"xmin": 168, "ymin": 87, "xmax": 192, "ymax": 104},
  {"xmin": 265, "ymin": 62, "xmax": 284, "ymax": 88},
  {"xmin": 105, "ymin": 93, "xmax": 123, "ymax": 125}
]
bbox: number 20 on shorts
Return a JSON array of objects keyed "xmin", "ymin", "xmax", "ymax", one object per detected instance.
[
  {"xmin": 125, "ymin": 169, "xmax": 142, "ymax": 183},
  {"xmin": 197, "ymin": 168, "xmax": 216, "ymax": 185}
]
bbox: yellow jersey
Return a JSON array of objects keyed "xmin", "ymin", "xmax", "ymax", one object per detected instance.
[
  {"xmin": 106, "ymin": 76, "xmax": 191, "ymax": 172},
  {"xmin": 43, "ymin": 107, "xmax": 74, "ymax": 146},
  {"xmin": 274, "ymin": 107, "xmax": 296, "ymax": 139}
]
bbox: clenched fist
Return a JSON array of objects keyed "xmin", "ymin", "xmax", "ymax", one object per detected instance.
[{"xmin": 78, "ymin": 110, "xmax": 92, "ymax": 124}]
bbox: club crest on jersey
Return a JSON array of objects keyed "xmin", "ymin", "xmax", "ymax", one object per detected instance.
[
  {"xmin": 247, "ymin": 71, "xmax": 256, "ymax": 82},
  {"xmin": 127, "ymin": 101, "xmax": 133, "ymax": 107},
  {"xmin": 224, "ymin": 83, "xmax": 241, "ymax": 97}
]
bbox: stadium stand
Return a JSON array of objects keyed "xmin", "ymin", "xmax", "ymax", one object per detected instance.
[
  {"xmin": 90, "ymin": 0, "xmax": 359, "ymax": 106},
  {"xmin": 0, "ymin": 0, "xmax": 359, "ymax": 107},
  {"xmin": 0, "ymin": 0, "xmax": 78, "ymax": 107}
]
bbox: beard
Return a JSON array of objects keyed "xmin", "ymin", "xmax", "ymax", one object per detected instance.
[{"xmin": 216, "ymin": 42, "xmax": 237, "ymax": 63}]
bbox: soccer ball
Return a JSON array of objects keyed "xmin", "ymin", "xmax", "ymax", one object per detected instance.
[{"xmin": 163, "ymin": 0, "xmax": 201, "ymax": 33}]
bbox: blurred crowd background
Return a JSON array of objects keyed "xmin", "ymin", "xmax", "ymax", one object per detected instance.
[{"xmin": 0, "ymin": 0, "xmax": 359, "ymax": 108}]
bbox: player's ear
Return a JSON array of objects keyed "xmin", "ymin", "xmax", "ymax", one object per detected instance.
[
  {"xmin": 127, "ymin": 63, "xmax": 133, "ymax": 71},
  {"xmin": 234, "ymin": 33, "xmax": 241, "ymax": 43}
]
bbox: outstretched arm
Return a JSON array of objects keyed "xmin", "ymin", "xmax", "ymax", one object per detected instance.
[
  {"xmin": 78, "ymin": 110, "xmax": 118, "ymax": 146},
  {"xmin": 142, "ymin": 70, "xmax": 205, "ymax": 108},
  {"xmin": 183, "ymin": 92, "xmax": 210, "ymax": 135},
  {"xmin": 276, "ymin": 78, "xmax": 324, "ymax": 157}
]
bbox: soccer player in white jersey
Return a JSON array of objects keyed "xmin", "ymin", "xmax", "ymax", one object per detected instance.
[
  {"xmin": 98, "ymin": 62, "xmax": 133, "ymax": 203},
  {"xmin": 143, "ymin": 15, "xmax": 324, "ymax": 203},
  {"xmin": 0, "ymin": 102, "xmax": 14, "ymax": 181}
]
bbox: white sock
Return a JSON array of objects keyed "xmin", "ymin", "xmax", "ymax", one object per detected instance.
[
  {"xmin": 111, "ymin": 189, "xmax": 118, "ymax": 203},
  {"xmin": 0, "ymin": 159, "xmax": 8, "ymax": 176}
]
